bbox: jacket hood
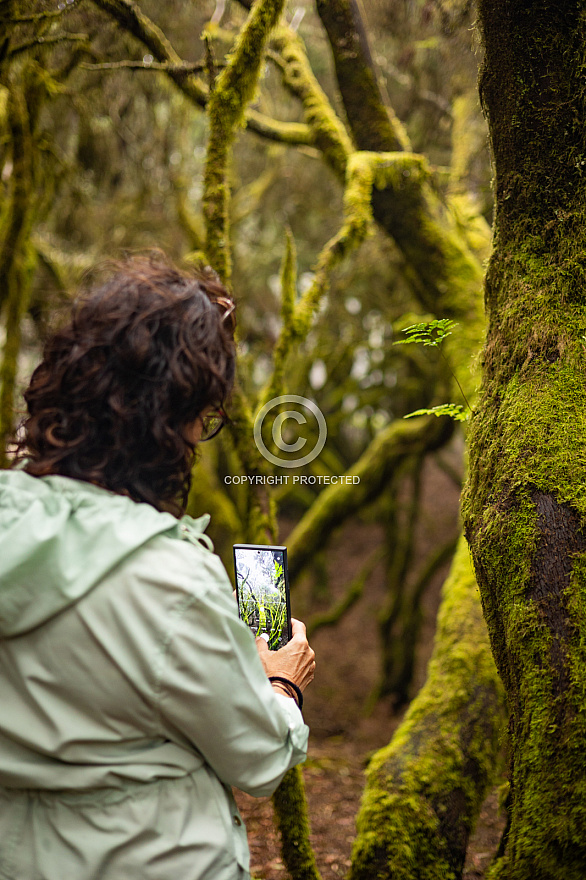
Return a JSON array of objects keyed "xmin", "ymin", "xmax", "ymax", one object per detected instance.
[{"xmin": 0, "ymin": 470, "xmax": 210, "ymax": 638}]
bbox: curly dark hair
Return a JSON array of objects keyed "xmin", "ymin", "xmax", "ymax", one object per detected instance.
[{"xmin": 17, "ymin": 254, "xmax": 236, "ymax": 514}]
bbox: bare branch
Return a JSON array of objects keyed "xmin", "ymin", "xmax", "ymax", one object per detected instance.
[
  {"xmin": 210, "ymin": 0, "xmax": 226, "ymax": 26},
  {"xmin": 307, "ymin": 547, "xmax": 384, "ymax": 637},
  {"xmin": 376, "ymin": 56, "xmax": 452, "ymax": 119},
  {"xmin": 91, "ymin": 0, "xmax": 183, "ymax": 64},
  {"xmin": 316, "ymin": 0, "xmax": 410, "ymax": 153},
  {"xmin": 81, "ymin": 59, "xmax": 207, "ymax": 73},
  {"xmin": 9, "ymin": 33, "xmax": 89, "ymax": 59},
  {"xmin": 10, "ymin": 0, "xmax": 83, "ymax": 23}
]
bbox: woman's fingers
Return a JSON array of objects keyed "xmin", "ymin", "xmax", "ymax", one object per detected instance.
[{"xmin": 256, "ymin": 617, "xmax": 316, "ymax": 692}]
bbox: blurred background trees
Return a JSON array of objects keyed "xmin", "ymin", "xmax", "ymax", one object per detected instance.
[{"xmin": 0, "ymin": 1, "xmax": 507, "ymax": 877}]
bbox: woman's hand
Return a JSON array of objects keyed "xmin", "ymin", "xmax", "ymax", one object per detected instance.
[{"xmin": 255, "ymin": 618, "xmax": 316, "ymax": 693}]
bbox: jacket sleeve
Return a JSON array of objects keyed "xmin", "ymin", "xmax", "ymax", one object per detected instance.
[{"xmin": 154, "ymin": 544, "xmax": 309, "ymax": 798}]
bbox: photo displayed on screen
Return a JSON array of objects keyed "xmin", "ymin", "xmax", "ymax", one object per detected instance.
[{"xmin": 235, "ymin": 547, "xmax": 289, "ymax": 649}]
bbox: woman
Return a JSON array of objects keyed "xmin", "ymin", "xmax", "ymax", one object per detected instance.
[{"xmin": 0, "ymin": 255, "xmax": 315, "ymax": 880}]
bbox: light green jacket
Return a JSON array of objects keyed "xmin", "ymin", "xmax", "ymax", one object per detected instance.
[{"xmin": 0, "ymin": 471, "xmax": 308, "ymax": 880}]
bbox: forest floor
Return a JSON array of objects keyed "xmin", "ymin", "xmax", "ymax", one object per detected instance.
[{"xmin": 235, "ymin": 441, "xmax": 507, "ymax": 879}]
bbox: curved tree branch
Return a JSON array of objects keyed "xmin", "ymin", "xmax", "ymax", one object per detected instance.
[
  {"xmin": 9, "ymin": 0, "xmax": 83, "ymax": 22},
  {"xmin": 81, "ymin": 59, "xmax": 208, "ymax": 73},
  {"xmin": 272, "ymin": 21, "xmax": 486, "ymax": 332},
  {"xmin": 288, "ymin": 414, "xmax": 454, "ymax": 580},
  {"xmin": 315, "ymin": 0, "xmax": 410, "ymax": 153},
  {"xmin": 201, "ymin": 0, "xmax": 287, "ymax": 283},
  {"xmin": 307, "ymin": 546, "xmax": 384, "ymax": 637}
]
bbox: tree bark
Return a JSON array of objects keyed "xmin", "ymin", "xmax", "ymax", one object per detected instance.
[{"xmin": 463, "ymin": 2, "xmax": 586, "ymax": 876}]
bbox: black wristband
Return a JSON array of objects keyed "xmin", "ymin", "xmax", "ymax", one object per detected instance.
[{"xmin": 268, "ymin": 675, "xmax": 303, "ymax": 712}]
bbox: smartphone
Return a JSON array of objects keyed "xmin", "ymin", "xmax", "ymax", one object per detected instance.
[{"xmin": 233, "ymin": 544, "xmax": 292, "ymax": 650}]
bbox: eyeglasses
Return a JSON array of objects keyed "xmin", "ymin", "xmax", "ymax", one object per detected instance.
[
  {"xmin": 213, "ymin": 295, "xmax": 236, "ymax": 334},
  {"xmin": 199, "ymin": 408, "xmax": 227, "ymax": 442}
]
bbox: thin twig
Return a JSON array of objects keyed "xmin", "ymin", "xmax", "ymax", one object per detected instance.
[
  {"xmin": 81, "ymin": 59, "xmax": 207, "ymax": 72},
  {"xmin": 9, "ymin": 33, "xmax": 89, "ymax": 58},
  {"xmin": 10, "ymin": 0, "xmax": 83, "ymax": 23},
  {"xmin": 203, "ymin": 32, "xmax": 216, "ymax": 92},
  {"xmin": 290, "ymin": 7, "xmax": 305, "ymax": 31},
  {"xmin": 210, "ymin": 0, "xmax": 226, "ymax": 25},
  {"xmin": 440, "ymin": 348, "xmax": 472, "ymax": 411}
]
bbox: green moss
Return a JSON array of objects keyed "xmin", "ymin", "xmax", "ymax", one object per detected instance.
[
  {"xmin": 0, "ymin": 86, "xmax": 8, "ymax": 126},
  {"xmin": 292, "ymin": 150, "xmax": 416, "ymax": 338},
  {"xmin": 0, "ymin": 82, "xmax": 35, "ymax": 311},
  {"xmin": 185, "ymin": 443, "xmax": 242, "ymax": 567},
  {"xmin": 273, "ymin": 26, "xmax": 353, "ymax": 181},
  {"xmin": 273, "ymin": 24, "xmax": 487, "ymax": 387},
  {"xmin": 245, "ymin": 109, "xmax": 313, "ymax": 145},
  {"xmin": 448, "ymin": 90, "xmax": 492, "ymax": 262},
  {"xmin": 225, "ymin": 384, "xmax": 277, "ymax": 545},
  {"xmin": 273, "ymin": 24, "xmax": 487, "ymax": 397},
  {"xmin": 464, "ymin": 316, "xmax": 586, "ymax": 876},
  {"xmin": 464, "ymin": 7, "xmax": 586, "ymax": 867},
  {"xmin": 349, "ymin": 536, "xmax": 506, "ymax": 880},
  {"xmin": 307, "ymin": 547, "xmax": 381, "ymax": 637},
  {"xmin": 272, "ymin": 766, "xmax": 321, "ymax": 880},
  {"xmin": 449, "ymin": 192, "xmax": 492, "ymax": 264},
  {"xmin": 0, "ymin": 248, "xmax": 35, "ymax": 464},
  {"xmin": 203, "ymin": 0, "xmax": 287, "ymax": 284},
  {"xmin": 260, "ymin": 150, "xmax": 384, "ymax": 416}
]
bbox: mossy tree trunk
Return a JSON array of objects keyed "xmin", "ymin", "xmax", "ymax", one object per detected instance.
[
  {"xmin": 0, "ymin": 71, "xmax": 39, "ymax": 465},
  {"xmin": 463, "ymin": 3, "xmax": 586, "ymax": 877},
  {"xmin": 349, "ymin": 537, "xmax": 505, "ymax": 880}
]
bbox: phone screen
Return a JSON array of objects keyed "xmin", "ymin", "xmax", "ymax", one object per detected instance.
[{"xmin": 233, "ymin": 544, "xmax": 291, "ymax": 650}]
